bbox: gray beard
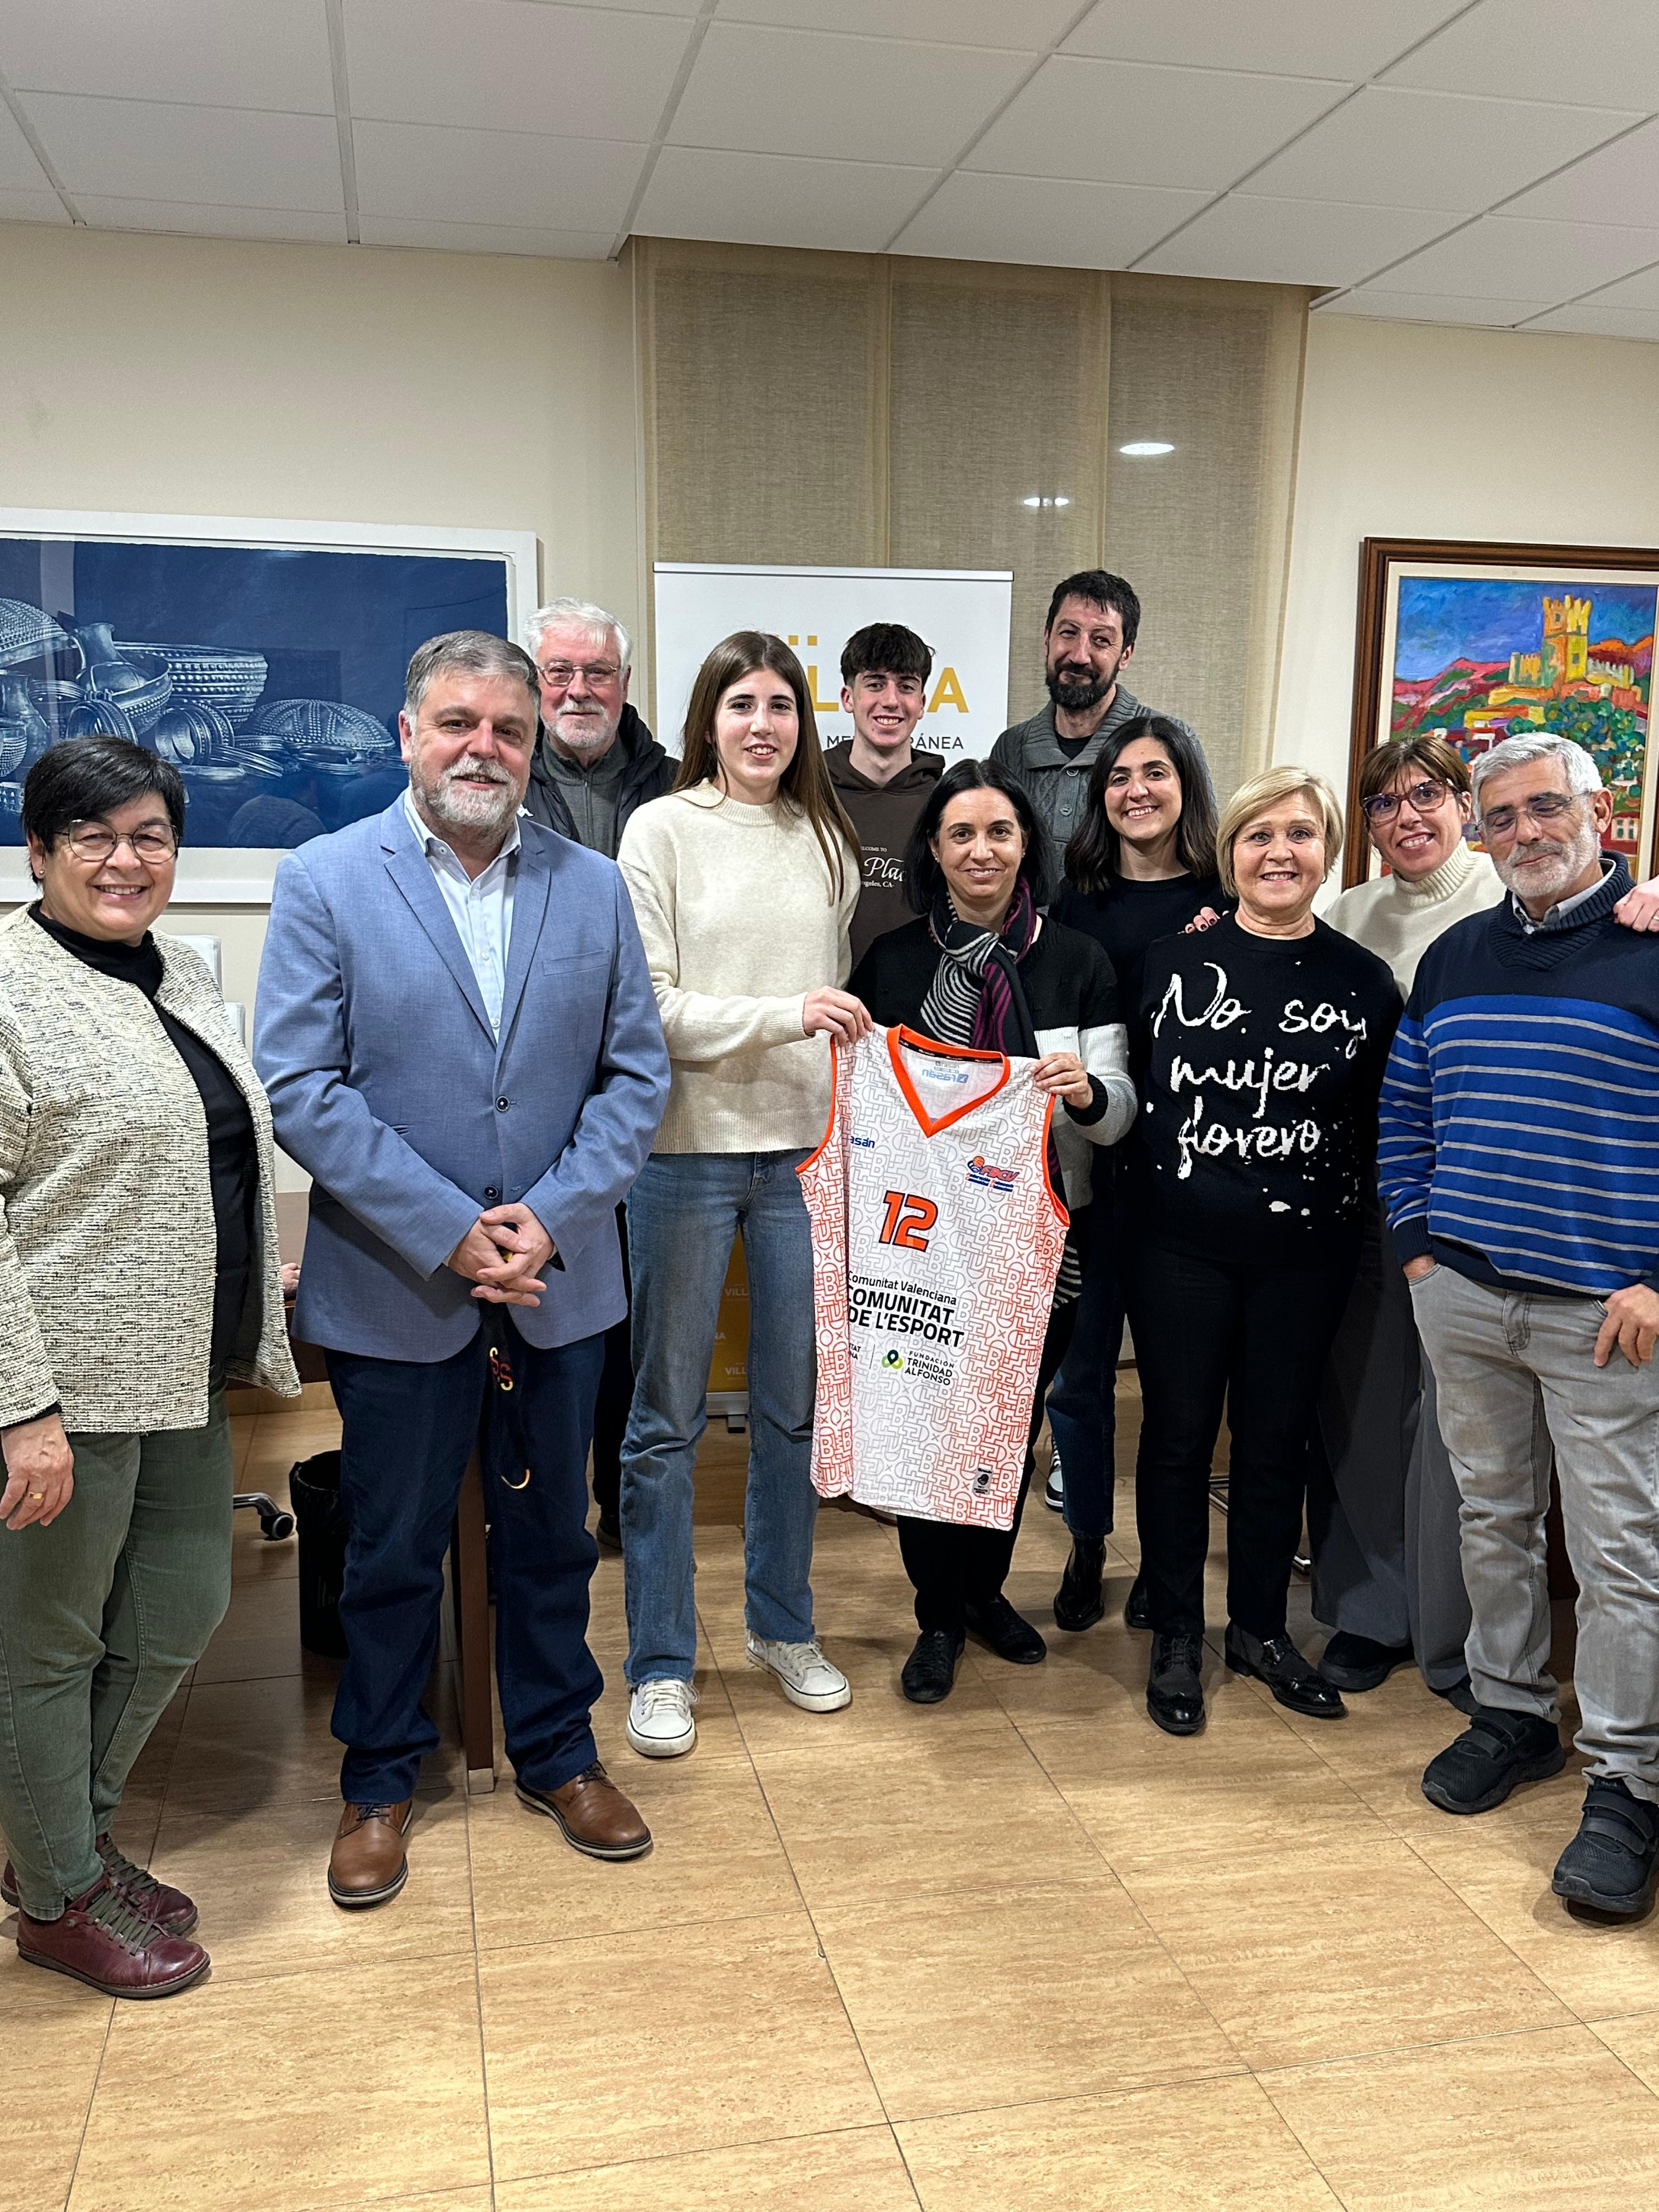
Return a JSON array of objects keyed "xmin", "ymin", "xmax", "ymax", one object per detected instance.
[
  {"xmin": 417, "ymin": 768, "xmax": 519, "ymax": 839},
  {"xmin": 1496, "ymin": 823, "xmax": 1601, "ymax": 906},
  {"xmin": 550, "ymin": 710, "xmax": 620, "ymax": 761}
]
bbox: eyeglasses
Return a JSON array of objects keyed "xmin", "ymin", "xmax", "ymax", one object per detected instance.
[
  {"xmin": 1361, "ymin": 778, "xmax": 1452, "ymax": 822},
  {"xmin": 63, "ymin": 822, "xmax": 177, "ymax": 864},
  {"xmin": 1479, "ymin": 791, "xmax": 1579, "ymax": 839},
  {"xmin": 537, "ymin": 661, "xmax": 621, "ymax": 687}
]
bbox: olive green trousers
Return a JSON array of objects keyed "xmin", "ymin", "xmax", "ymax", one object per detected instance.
[{"xmin": 0, "ymin": 1390, "xmax": 232, "ymax": 1918}]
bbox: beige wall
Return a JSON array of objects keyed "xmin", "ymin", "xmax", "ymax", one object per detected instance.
[
  {"xmin": 1273, "ymin": 312, "xmax": 1659, "ymax": 800},
  {"xmin": 0, "ymin": 220, "xmax": 641, "ymax": 1195}
]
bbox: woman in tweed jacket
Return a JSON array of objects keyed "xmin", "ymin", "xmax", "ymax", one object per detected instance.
[{"xmin": 0, "ymin": 736, "xmax": 297, "ymax": 2001}]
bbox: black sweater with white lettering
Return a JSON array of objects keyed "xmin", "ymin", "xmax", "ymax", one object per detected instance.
[{"xmin": 1127, "ymin": 915, "xmax": 1400, "ymax": 1266}]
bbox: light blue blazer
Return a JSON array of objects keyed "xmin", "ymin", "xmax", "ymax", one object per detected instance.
[{"xmin": 253, "ymin": 797, "xmax": 670, "ymax": 1361}]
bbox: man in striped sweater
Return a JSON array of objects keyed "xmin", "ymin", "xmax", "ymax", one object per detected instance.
[{"xmin": 1379, "ymin": 732, "xmax": 1659, "ymax": 1919}]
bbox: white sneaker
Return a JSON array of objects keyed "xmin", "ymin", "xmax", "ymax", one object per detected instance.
[
  {"xmin": 746, "ymin": 1633, "xmax": 851, "ymax": 1713},
  {"xmin": 626, "ymin": 1678, "xmax": 698, "ymax": 1758},
  {"xmin": 1045, "ymin": 1448, "xmax": 1065, "ymax": 1512}
]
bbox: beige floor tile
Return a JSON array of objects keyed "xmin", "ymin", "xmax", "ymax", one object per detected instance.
[
  {"xmin": 0, "ymin": 1955, "xmax": 111, "ymax": 2212},
  {"xmin": 1589, "ymin": 2005, "xmax": 1659, "ymax": 2079},
  {"xmin": 748, "ymin": 1716, "xmax": 1106, "ymax": 1912},
  {"xmin": 479, "ymin": 1910, "xmax": 882, "ymax": 2180},
  {"xmin": 145, "ymin": 1791, "xmax": 474, "ymax": 1984},
  {"xmin": 897, "ymin": 2075, "xmax": 1341, "ymax": 2211},
  {"xmin": 69, "ymin": 1953, "xmax": 490, "ymax": 2212},
  {"xmin": 816, "ymin": 1877, "xmax": 1243, "ymax": 2120},
  {"xmin": 164, "ymin": 1672, "xmax": 462, "ymax": 1809},
  {"xmin": 467, "ymin": 1743, "xmax": 800, "ymax": 1949},
  {"xmin": 1263, "ymin": 2023, "xmax": 1659, "ymax": 2210},
  {"xmin": 495, "ymin": 2124, "xmax": 920, "ymax": 2211},
  {"xmin": 1122, "ymin": 1827, "xmax": 1572, "ymax": 2070},
  {"xmin": 193, "ymin": 1573, "xmax": 333, "ymax": 1688}
]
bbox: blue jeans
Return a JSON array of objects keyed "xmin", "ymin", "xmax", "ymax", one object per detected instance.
[
  {"xmin": 1045, "ymin": 1201, "xmax": 1122, "ymax": 1541},
  {"xmin": 622, "ymin": 1150, "xmax": 819, "ymax": 1684}
]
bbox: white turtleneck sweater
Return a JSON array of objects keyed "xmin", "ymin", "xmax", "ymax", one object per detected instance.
[{"xmin": 1325, "ymin": 840, "xmax": 1504, "ymax": 995}]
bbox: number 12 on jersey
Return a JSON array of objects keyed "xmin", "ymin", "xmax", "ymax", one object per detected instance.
[{"xmin": 878, "ymin": 1189, "xmax": 938, "ymax": 1251}]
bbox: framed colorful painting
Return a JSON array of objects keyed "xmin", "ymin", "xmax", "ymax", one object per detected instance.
[{"xmin": 1346, "ymin": 537, "xmax": 1659, "ymax": 889}]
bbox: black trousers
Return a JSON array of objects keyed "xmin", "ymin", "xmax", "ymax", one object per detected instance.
[
  {"xmin": 589, "ymin": 1202, "xmax": 633, "ymax": 1523},
  {"xmin": 898, "ymin": 1300, "xmax": 1077, "ymax": 1634},
  {"xmin": 1126, "ymin": 1241, "xmax": 1357, "ymax": 1640}
]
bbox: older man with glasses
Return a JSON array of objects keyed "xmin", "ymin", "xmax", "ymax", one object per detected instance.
[{"xmin": 1379, "ymin": 731, "xmax": 1659, "ymax": 1918}]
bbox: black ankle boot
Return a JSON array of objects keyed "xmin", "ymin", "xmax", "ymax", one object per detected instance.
[{"xmin": 1053, "ymin": 1537, "xmax": 1106, "ymax": 1632}]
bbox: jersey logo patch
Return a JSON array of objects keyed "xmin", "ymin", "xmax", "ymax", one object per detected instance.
[{"xmin": 966, "ymin": 1155, "xmax": 1019, "ymax": 1194}]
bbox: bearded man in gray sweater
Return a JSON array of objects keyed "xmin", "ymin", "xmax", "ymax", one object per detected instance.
[{"xmin": 990, "ymin": 570, "xmax": 1203, "ymax": 856}]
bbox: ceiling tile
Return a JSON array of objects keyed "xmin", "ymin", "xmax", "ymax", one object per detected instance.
[
  {"xmin": 1505, "ymin": 117, "xmax": 1659, "ymax": 227},
  {"xmin": 668, "ymin": 22, "xmax": 1029, "ymax": 166},
  {"xmin": 352, "ymin": 117, "xmax": 645, "ymax": 228},
  {"xmin": 1064, "ymin": 0, "xmax": 1463, "ymax": 79},
  {"xmin": 893, "ymin": 170, "xmax": 1207, "ymax": 268},
  {"xmin": 343, "ymin": 0, "xmax": 693, "ymax": 138},
  {"xmin": 1318, "ymin": 289, "xmax": 1556, "ymax": 325},
  {"xmin": 964, "ymin": 55, "xmax": 1345, "ymax": 191},
  {"xmin": 1374, "ymin": 211, "xmax": 1659, "ymax": 297},
  {"xmin": 1137, "ymin": 195, "xmax": 1464, "ymax": 286},
  {"xmin": 0, "ymin": 0, "xmax": 335, "ymax": 110},
  {"xmin": 74, "ymin": 197, "xmax": 348, "ymax": 242},
  {"xmin": 1523, "ymin": 300, "xmax": 1659, "ymax": 338},
  {"xmin": 1386, "ymin": 0, "xmax": 1659, "ymax": 105},
  {"xmin": 19, "ymin": 95, "xmax": 345, "ymax": 210},
  {"xmin": 0, "ymin": 95, "xmax": 50, "ymax": 190},
  {"xmin": 1580, "ymin": 259, "xmax": 1659, "ymax": 307},
  {"xmin": 357, "ymin": 213, "xmax": 614, "ymax": 256},
  {"xmin": 0, "ymin": 186, "xmax": 68, "ymax": 224},
  {"xmin": 635, "ymin": 145, "xmax": 938, "ymax": 251},
  {"xmin": 713, "ymin": 0, "xmax": 1073, "ymax": 44},
  {"xmin": 1242, "ymin": 85, "xmax": 1639, "ymax": 215}
]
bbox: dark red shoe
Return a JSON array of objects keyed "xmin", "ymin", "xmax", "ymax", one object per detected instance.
[
  {"xmin": 16, "ymin": 1874, "xmax": 210, "ymax": 1999},
  {"xmin": 3, "ymin": 1836, "xmax": 198, "ymax": 1937}
]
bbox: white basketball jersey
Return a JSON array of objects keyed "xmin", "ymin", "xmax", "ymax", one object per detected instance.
[{"xmin": 800, "ymin": 1025, "xmax": 1068, "ymax": 1531}]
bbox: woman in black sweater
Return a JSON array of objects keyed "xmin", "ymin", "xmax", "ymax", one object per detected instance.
[
  {"xmin": 1046, "ymin": 714, "xmax": 1224, "ymax": 1634},
  {"xmin": 1126, "ymin": 766, "xmax": 1399, "ymax": 1737},
  {"xmin": 849, "ymin": 761, "xmax": 1135, "ymax": 1703}
]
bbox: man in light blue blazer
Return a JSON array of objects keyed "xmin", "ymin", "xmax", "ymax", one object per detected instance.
[{"xmin": 255, "ymin": 631, "xmax": 669, "ymax": 1906}]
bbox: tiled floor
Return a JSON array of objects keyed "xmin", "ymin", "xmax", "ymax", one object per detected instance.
[{"xmin": 9, "ymin": 1384, "xmax": 1659, "ymax": 2212}]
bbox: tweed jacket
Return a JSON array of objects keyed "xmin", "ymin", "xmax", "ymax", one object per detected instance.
[{"xmin": 0, "ymin": 906, "xmax": 299, "ymax": 1432}]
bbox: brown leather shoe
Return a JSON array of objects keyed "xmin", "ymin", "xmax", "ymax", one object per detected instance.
[
  {"xmin": 516, "ymin": 1761, "xmax": 652, "ymax": 1860},
  {"xmin": 3, "ymin": 1835, "xmax": 198, "ymax": 1936},
  {"xmin": 328, "ymin": 1800, "xmax": 413, "ymax": 1909},
  {"xmin": 17, "ymin": 1874, "xmax": 210, "ymax": 1999}
]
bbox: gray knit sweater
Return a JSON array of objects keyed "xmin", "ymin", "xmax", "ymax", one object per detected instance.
[
  {"xmin": 0, "ymin": 907, "xmax": 298, "ymax": 1431},
  {"xmin": 989, "ymin": 687, "xmax": 1203, "ymax": 853}
]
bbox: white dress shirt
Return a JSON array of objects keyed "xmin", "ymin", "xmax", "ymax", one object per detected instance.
[{"xmin": 403, "ymin": 789, "xmax": 520, "ymax": 1036}]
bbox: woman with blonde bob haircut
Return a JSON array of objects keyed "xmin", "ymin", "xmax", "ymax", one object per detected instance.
[
  {"xmin": 616, "ymin": 634, "xmax": 867, "ymax": 1757},
  {"xmin": 1121, "ymin": 764, "xmax": 1401, "ymax": 1738}
]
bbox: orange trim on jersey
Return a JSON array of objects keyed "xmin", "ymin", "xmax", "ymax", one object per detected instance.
[
  {"xmin": 1037, "ymin": 1092, "xmax": 1070, "ymax": 1228},
  {"xmin": 796, "ymin": 1030, "xmax": 842, "ymax": 1177},
  {"xmin": 888, "ymin": 1024, "xmax": 1011, "ymax": 1138}
]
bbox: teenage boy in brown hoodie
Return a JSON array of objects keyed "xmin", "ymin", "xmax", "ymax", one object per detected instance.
[{"xmin": 825, "ymin": 623, "xmax": 945, "ymax": 966}]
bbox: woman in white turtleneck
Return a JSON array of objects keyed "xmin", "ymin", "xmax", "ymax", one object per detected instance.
[{"xmin": 1314, "ymin": 737, "xmax": 1656, "ymax": 1709}]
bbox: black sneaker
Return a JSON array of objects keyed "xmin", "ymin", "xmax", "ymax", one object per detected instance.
[
  {"xmin": 1318, "ymin": 1630, "xmax": 1414, "ymax": 1691},
  {"xmin": 901, "ymin": 1628, "xmax": 965, "ymax": 1705},
  {"xmin": 962, "ymin": 1594, "xmax": 1047, "ymax": 1666},
  {"xmin": 1224, "ymin": 1624, "xmax": 1345, "ymax": 1719},
  {"xmin": 1436, "ymin": 1673, "xmax": 1481, "ymax": 1718},
  {"xmin": 1147, "ymin": 1632, "xmax": 1206, "ymax": 1736},
  {"xmin": 1552, "ymin": 1777, "xmax": 1659, "ymax": 1917},
  {"xmin": 1124, "ymin": 1573, "xmax": 1151, "ymax": 1631},
  {"xmin": 1421, "ymin": 1705, "xmax": 1565, "ymax": 1815},
  {"xmin": 1053, "ymin": 1537, "xmax": 1106, "ymax": 1633}
]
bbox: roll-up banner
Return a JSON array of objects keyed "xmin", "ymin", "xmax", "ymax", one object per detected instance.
[{"xmin": 652, "ymin": 563, "xmax": 1014, "ymax": 760}]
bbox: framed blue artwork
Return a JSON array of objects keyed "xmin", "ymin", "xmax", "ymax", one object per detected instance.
[{"xmin": 0, "ymin": 510, "xmax": 539, "ymax": 902}]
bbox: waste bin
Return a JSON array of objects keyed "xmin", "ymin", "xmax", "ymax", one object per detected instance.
[{"xmin": 289, "ymin": 1450, "xmax": 349, "ymax": 1659}]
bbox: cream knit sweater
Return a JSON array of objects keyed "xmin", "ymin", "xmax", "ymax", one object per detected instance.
[
  {"xmin": 1325, "ymin": 841, "xmax": 1504, "ymax": 995},
  {"xmin": 618, "ymin": 784, "xmax": 859, "ymax": 1154}
]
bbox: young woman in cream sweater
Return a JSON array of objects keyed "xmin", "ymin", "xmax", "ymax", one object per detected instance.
[{"xmin": 616, "ymin": 633, "xmax": 867, "ymax": 1756}]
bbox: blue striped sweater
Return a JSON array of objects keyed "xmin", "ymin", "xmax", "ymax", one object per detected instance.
[{"xmin": 1378, "ymin": 857, "xmax": 1659, "ymax": 1299}]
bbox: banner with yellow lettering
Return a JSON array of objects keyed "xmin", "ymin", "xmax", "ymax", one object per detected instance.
[{"xmin": 652, "ymin": 563, "xmax": 1013, "ymax": 763}]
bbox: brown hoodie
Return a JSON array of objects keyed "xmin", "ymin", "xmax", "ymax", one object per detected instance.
[{"xmin": 825, "ymin": 740, "xmax": 946, "ymax": 967}]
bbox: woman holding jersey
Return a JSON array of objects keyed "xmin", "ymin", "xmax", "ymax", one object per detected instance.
[{"xmin": 849, "ymin": 759, "xmax": 1135, "ymax": 1704}]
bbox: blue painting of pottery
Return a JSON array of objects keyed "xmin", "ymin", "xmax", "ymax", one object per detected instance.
[
  {"xmin": 0, "ymin": 674, "xmax": 50, "ymax": 780},
  {"xmin": 245, "ymin": 698, "xmax": 397, "ymax": 755},
  {"xmin": 76, "ymin": 623, "xmax": 172, "ymax": 735},
  {"xmin": 152, "ymin": 701, "xmax": 236, "ymax": 763},
  {"xmin": 123, "ymin": 642, "xmax": 268, "ymax": 729},
  {"xmin": 0, "ymin": 599, "xmax": 71, "ymax": 673},
  {"xmin": 66, "ymin": 696, "xmax": 137, "ymax": 741}
]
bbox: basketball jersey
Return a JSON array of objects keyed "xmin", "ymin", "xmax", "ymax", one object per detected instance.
[{"xmin": 800, "ymin": 1024, "xmax": 1068, "ymax": 1532}]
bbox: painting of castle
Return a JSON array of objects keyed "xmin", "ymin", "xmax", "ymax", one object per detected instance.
[{"xmin": 1389, "ymin": 573, "xmax": 1656, "ymax": 856}]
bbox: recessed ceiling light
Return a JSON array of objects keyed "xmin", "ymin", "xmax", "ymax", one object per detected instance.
[
  {"xmin": 1119, "ymin": 441, "xmax": 1174, "ymax": 456},
  {"xmin": 1020, "ymin": 494, "xmax": 1074, "ymax": 509}
]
